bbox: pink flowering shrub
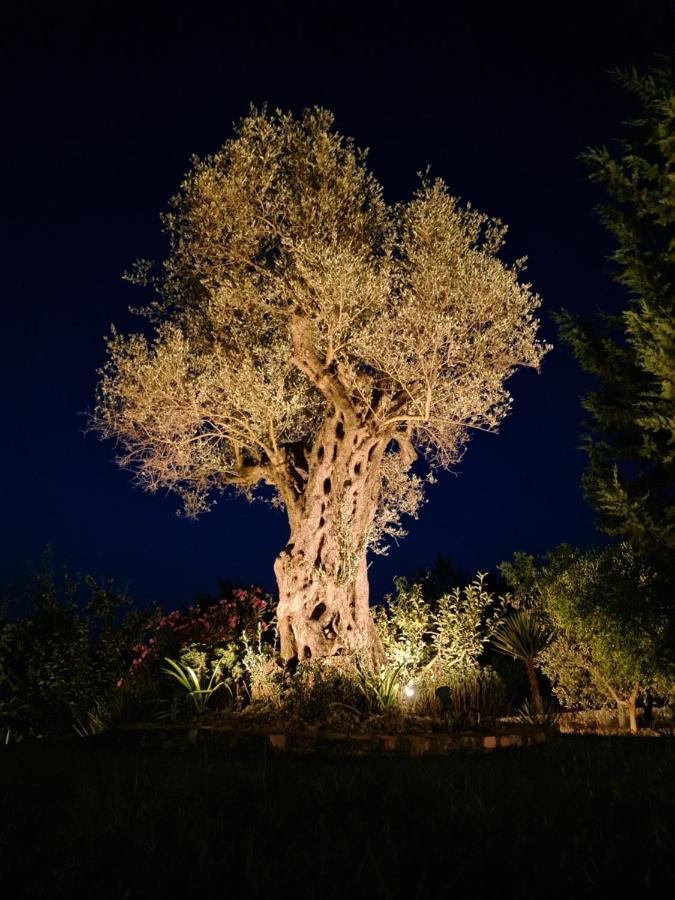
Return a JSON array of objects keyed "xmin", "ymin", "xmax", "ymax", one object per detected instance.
[{"xmin": 125, "ymin": 586, "xmax": 273, "ymax": 681}]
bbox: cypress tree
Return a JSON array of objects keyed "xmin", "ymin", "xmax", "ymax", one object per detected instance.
[{"xmin": 557, "ymin": 65, "xmax": 675, "ymax": 563}]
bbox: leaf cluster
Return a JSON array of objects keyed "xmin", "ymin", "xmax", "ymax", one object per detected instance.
[{"xmin": 375, "ymin": 573, "xmax": 506, "ymax": 682}]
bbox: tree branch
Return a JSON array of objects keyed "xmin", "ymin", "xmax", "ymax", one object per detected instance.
[
  {"xmin": 393, "ymin": 430, "xmax": 418, "ymax": 466},
  {"xmin": 289, "ymin": 315, "xmax": 357, "ymax": 419}
]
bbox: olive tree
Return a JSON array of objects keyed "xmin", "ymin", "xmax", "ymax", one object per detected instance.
[{"xmin": 92, "ymin": 108, "xmax": 547, "ymax": 667}]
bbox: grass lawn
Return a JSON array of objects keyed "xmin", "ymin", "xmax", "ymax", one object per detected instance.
[{"xmin": 1, "ymin": 735, "xmax": 673, "ymax": 898}]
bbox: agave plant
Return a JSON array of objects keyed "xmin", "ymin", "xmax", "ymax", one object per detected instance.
[
  {"xmin": 161, "ymin": 656, "xmax": 224, "ymax": 716},
  {"xmin": 491, "ymin": 610, "xmax": 552, "ymax": 716}
]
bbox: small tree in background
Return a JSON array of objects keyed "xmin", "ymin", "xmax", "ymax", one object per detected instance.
[
  {"xmin": 502, "ymin": 544, "xmax": 672, "ymax": 733},
  {"xmin": 92, "ymin": 107, "xmax": 547, "ymax": 667}
]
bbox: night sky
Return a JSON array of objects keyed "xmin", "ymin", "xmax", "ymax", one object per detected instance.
[{"xmin": 2, "ymin": 1, "xmax": 673, "ymax": 608}]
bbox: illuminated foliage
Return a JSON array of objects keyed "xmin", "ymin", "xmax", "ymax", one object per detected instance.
[{"xmin": 376, "ymin": 574, "xmax": 506, "ymax": 682}]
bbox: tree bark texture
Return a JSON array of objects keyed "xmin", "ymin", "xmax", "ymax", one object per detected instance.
[
  {"xmin": 526, "ymin": 661, "xmax": 544, "ymax": 717},
  {"xmin": 616, "ymin": 684, "xmax": 640, "ymax": 734},
  {"xmin": 627, "ymin": 684, "xmax": 640, "ymax": 735},
  {"xmin": 274, "ymin": 411, "xmax": 386, "ymax": 669}
]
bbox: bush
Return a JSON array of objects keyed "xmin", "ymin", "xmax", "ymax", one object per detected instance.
[
  {"xmin": 123, "ymin": 585, "xmax": 275, "ymax": 710},
  {"xmin": 0, "ymin": 555, "xmax": 148, "ymax": 738},
  {"xmin": 127, "ymin": 585, "xmax": 272, "ymax": 676},
  {"xmin": 375, "ymin": 579, "xmax": 431, "ymax": 678},
  {"xmin": 375, "ymin": 573, "xmax": 507, "ymax": 690},
  {"xmin": 431, "ymin": 576, "xmax": 506, "ymax": 669},
  {"xmin": 241, "ymin": 626, "xmax": 283, "ymax": 706}
]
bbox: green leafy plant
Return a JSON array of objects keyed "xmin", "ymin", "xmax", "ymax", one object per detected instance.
[
  {"xmin": 0, "ymin": 551, "xmax": 150, "ymax": 739},
  {"xmin": 376, "ymin": 574, "xmax": 507, "ymax": 690},
  {"xmin": 160, "ymin": 656, "xmax": 224, "ymax": 717},
  {"xmin": 491, "ymin": 610, "xmax": 551, "ymax": 716},
  {"xmin": 375, "ymin": 580, "xmax": 432, "ymax": 679},
  {"xmin": 241, "ymin": 625, "xmax": 282, "ymax": 705},
  {"xmin": 431, "ymin": 575, "xmax": 506, "ymax": 671},
  {"xmin": 356, "ymin": 662, "xmax": 404, "ymax": 714}
]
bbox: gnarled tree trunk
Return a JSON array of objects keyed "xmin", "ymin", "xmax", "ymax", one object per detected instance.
[{"xmin": 274, "ymin": 411, "xmax": 385, "ymax": 669}]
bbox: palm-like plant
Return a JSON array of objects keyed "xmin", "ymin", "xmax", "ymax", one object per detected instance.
[{"xmin": 491, "ymin": 611, "xmax": 551, "ymax": 716}]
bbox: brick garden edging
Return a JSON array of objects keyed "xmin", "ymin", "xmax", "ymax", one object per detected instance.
[{"xmin": 106, "ymin": 723, "xmax": 550, "ymax": 755}]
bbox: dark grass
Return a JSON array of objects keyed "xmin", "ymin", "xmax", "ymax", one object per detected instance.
[{"xmin": 1, "ymin": 736, "xmax": 673, "ymax": 898}]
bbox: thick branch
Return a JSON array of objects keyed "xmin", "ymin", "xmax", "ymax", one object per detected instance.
[
  {"xmin": 393, "ymin": 430, "xmax": 418, "ymax": 466},
  {"xmin": 225, "ymin": 461, "xmax": 272, "ymax": 487},
  {"xmin": 289, "ymin": 315, "xmax": 357, "ymax": 420}
]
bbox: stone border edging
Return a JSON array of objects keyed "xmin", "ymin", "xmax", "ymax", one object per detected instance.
[{"xmin": 106, "ymin": 724, "xmax": 550, "ymax": 755}]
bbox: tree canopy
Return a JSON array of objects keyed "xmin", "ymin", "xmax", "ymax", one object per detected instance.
[{"xmin": 95, "ymin": 107, "xmax": 547, "ymax": 527}]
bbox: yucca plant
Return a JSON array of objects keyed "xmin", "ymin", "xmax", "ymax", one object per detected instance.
[
  {"xmin": 161, "ymin": 656, "xmax": 224, "ymax": 716},
  {"xmin": 491, "ymin": 610, "xmax": 552, "ymax": 716}
]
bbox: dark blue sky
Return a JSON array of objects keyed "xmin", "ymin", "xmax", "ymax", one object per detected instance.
[{"xmin": 2, "ymin": 0, "xmax": 672, "ymax": 607}]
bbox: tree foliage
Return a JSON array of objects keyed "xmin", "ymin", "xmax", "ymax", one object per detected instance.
[
  {"xmin": 93, "ymin": 106, "xmax": 547, "ymax": 531},
  {"xmin": 556, "ymin": 66, "xmax": 675, "ymax": 560}
]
